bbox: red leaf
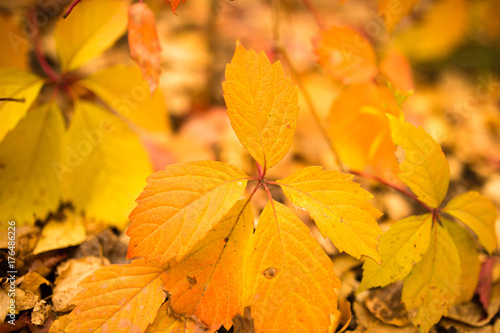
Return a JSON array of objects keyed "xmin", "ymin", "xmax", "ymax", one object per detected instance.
[
  {"xmin": 165, "ymin": 0, "xmax": 186, "ymax": 14},
  {"xmin": 128, "ymin": 3, "xmax": 162, "ymax": 95}
]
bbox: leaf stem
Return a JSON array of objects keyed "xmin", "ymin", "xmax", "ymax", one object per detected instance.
[
  {"xmin": 62, "ymin": 0, "xmax": 82, "ymax": 18},
  {"xmin": 0, "ymin": 98, "xmax": 26, "ymax": 103},
  {"xmin": 300, "ymin": 0, "xmax": 327, "ymax": 30},
  {"xmin": 256, "ymin": 161, "xmax": 266, "ymax": 179},
  {"xmin": 29, "ymin": 7, "xmax": 60, "ymax": 83}
]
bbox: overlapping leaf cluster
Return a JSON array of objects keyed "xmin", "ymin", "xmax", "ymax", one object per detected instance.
[
  {"xmin": 64, "ymin": 42, "xmax": 383, "ymax": 333},
  {"xmin": 358, "ymin": 115, "xmax": 498, "ymax": 332},
  {"xmin": 0, "ymin": 0, "xmax": 169, "ymax": 229}
]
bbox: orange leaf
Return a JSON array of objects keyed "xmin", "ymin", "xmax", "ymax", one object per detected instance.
[
  {"xmin": 166, "ymin": 0, "xmax": 186, "ymax": 14},
  {"xmin": 127, "ymin": 161, "xmax": 248, "ymax": 264},
  {"xmin": 66, "ymin": 259, "xmax": 165, "ymax": 333},
  {"xmin": 128, "ymin": 3, "xmax": 162, "ymax": 95},
  {"xmin": 328, "ymin": 82, "xmax": 401, "ymax": 178},
  {"xmin": 222, "ymin": 42, "xmax": 299, "ymax": 171},
  {"xmin": 243, "ymin": 200, "xmax": 340, "ymax": 332},
  {"xmin": 379, "ymin": 49, "xmax": 414, "ymax": 92},
  {"xmin": 162, "ymin": 201, "xmax": 253, "ymax": 331},
  {"xmin": 313, "ymin": 26, "xmax": 377, "ymax": 85},
  {"xmin": 378, "ymin": 0, "xmax": 418, "ymax": 32},
  {"xmin": 145, "ymin": 303, "xmax": 199, "ymax": 333},
  {"xmin": 277, "ymin": 166, "xmax": 382, "ymax": 262}
]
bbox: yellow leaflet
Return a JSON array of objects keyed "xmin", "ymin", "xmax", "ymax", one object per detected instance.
[
  {"xmin": 378, "ymin": 0, "xmax": 418, "ymax": 32},
  {"xmin": 60, "ymin": 100, "xmax": 152, "ymax": 228},
  {"xmin": 358, "ymin": 214, "xmax": 432, "ymax": 292},
  {"xmin": 127, "ymin": 160, "xmax": 248, "ymax": 264},
  {"xmin": 443, "ymin": 191, "xmax": 498, "ymax": 254},
  {"xmin": 387, "ymin": 114, "xmax": 449, "ymax": 208},
  {"xmin": 162, "ymin": 201, "xmax": 253, "ymax": 331},
  {"xmin": 54, "ymin": 0, "xmax": 130, "ymax": 72},
  {"xmin": 243, "ymin": 201, "xmax": 340, "ymax": 333},
  {"xmin": 277, "ymin": 166, "xmax": 382, "ymax": 262},
  {"xmin": 0, "ymin": 69, "xmax": 43, "ymax": 142},
  {"xmin": 0, "ymin": 15, "xmax": 30, "ymax": 69},
  {"xmin": 442, "ymin": 218, "xmax": 480, "ymax": 304},
  {"xmin": 145, "ymin": 303, "xmax": 197, "ymax": 333},
  {"xmin": 222, "ymin": 42, "xmax": 299, "ymax": 170},
  {"xmin": 395, "ymin": 0, "xmax": 467, "ymax": 61},
  {"xmin": 80, "ymin": 65, "xmax": 170, "ymax": 132},
  {"xmin": 66, "ymin": 260, "xmax": 165, "ymax": 333},
  {"xmin": 402, "ymin": 224, "xmax": 461, "ymax": 333},
  {"xmin": 0, "ymin": 104, "xmax": 64, "ymax": 226}
]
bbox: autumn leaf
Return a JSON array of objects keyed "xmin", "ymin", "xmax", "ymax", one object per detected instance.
[
  {"xmin": 59, "ymin": 100, "xmax": 152, "ymax": 228},
  {"xmin": 127, "ymin": 161, "xmax": 248, "ymax": 264},
  {"xmin": 166, "ymin": 0, "xmax": 186, "ymax": 14},
  {"xmin": 79, "ymin": 65, "xmax": 170, "ymax": 132},
  {"xmin": 313, "ymin": 26, "xmax": 377, "ymax": 85},
  {"xmin": 277, "ymin": 166, "xmax": 382, "ymax": 262},
  {"xmin": 55, "ymin": 0, "xmax": 130, "ymax": 72},
  {"xmin": 243, "ymin": 200, "xmax": 340, "ymax": 333},
  {"xmin": 128, "ymin": 3, "xmax": 162, "ymax": 95},
  {"xmin": 387, "ymin": 114, "xmax": 450, "ymax": 208},
  {"xmin": 401, "ymin": 224, "xmax": 461, "ymax": 333},
  {"xmin": 0, "ymin": 103, "xmax": 64, "ymax": 226},
  {"xmin": 162, "ymin": 201, "xmax": 253, "ymax": 331},
  {"xmin": 65, "ymin": 259, "xmax": 165, "ymax": 333},
  {"xmin": 379, "ymin": 49, "xmax": 414, "ymax": 92},
  {"xmin": 442, "ymin": 218, "xmax": 481, "ymax": 304},
  {"xmin": 0, "ymin": 69, "xmax": 43, "ymax": 142},
  {"xmin": 222, "ymin": 42, "xmax": 299, "ymax": 171},
  {"xmin": 358, "ymin": 214, "xmax": 433, "ymax": 292},
  {"xmin": 378, "ymin": 0, "xmax": 418, "ymax": 31},
  {"xmin": 328, "ymin": 83, "xmax": 401, "ymax": 177},
  {"xmin": 443, "ymin": 191, "xmax": 498, "ymax": 254},
  {"xmin": 145, "ymin": 303, "xmax": 198, "ymax": 333}
]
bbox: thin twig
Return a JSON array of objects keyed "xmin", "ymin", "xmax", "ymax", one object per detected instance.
[{"xmin": 0, "ymin": 98, "xmax": 26, "ymax": 103}]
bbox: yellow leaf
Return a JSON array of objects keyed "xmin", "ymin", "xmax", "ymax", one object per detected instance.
[
  {"xmin": 128, "ymin": 3, "xmax": 162, "ymax": 95},
  {"xmin": 61, "ymin": 100, "xmax": 152, "ymax": 227},
  {"xmin": 33, "ymin": 210, "xmax": 87, "ymax": 255},
  {"xmin": 54, "ymin": 0, "xmax": 130, "ymax": 72},
  {"xmin": 328, "ymin": 83, "xmax": 401, "ymax": 177},
  {"xmin": 358, "ymin": 214, "xmax": 433, "ymax": 292},
  {"xmin": 395, "ymin": 0, "xmax": 467, "ymax": 61},
  {"xmin": 243, "ymin": 200, "xmax": 340, "ymax": 333},
  {"xmin": 443, "ymin": 191, "xmax": 498, "ymax": 254},
  {"xmin": 277, "ymin": 166, "xmax": 382, "ymax": 262},
  {"xmin": 387, "ymin": 114, "xmax": 449, "ymax": 208},
  {"xmin": 402, "ymin": 224, "xmax": 461, "ymax": 333},
  {"xmin": 313, "ymin": 26, "xmax": 378, "ymax": 85},
  {"xmin": 378, "ymin": 0, "xmax": 418, "ymax": 31},
  {"xmin": 162, "ymin": 201, "xmax": 252, "ymax": 331},
  {"xmin": 65, "ymin": 260, "xmax": 165, "ymax": 333},
  {"xmin": 0, "ymin": 15, "xmax": 30, "ymax": 69},
  {"xmin": 79, "ymin": 65, "xmax": 170, "ymax": 132},
  {"xmin": 0, "ymin": 103, "xmax": 64, "ymax": 226},
  {"xmin": 145, "ymin": 303, "xmax": 197, "ymax": 333},
  {"xmin": 0, "ymin": 69, "xmax": 43, "ymax": 142},
  {"xmin": 442, "ymin": 218, "xmax": 480, "ymax": 304},
  {"xmin": 127, "ymin": 161, "xmax": 248, "ymax": 264},
  {"xmin": 222, "ymin": 42, "xmax": 299, "ymax": 170}
]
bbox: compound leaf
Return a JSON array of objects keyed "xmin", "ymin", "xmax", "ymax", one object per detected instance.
[
  {"xmin": 0, "ymin": 103, "xmax": 64, "ymax": 226},
  {"xmin": 402, "ymin": 224, "xmax": 461, "ymax": 333},
  {"xmin": 127, "ymin": 161, "xmax": 248, "ymax": 264},
  {"xmin": 128, "ymin": 3, "xmax": 162, "ymax": 95},
  {"xmin": 61, "ymin": 100, "xmax": 152, "ymax": 227},
  {"xmin": 162, "ymin": 201, "xmax": 253, "ymax": 331},
  {"xmin": 243, "ymin": 200, "xmax": 340, "ymax": 333},
  {"xmin": 358, "ymin": 214, "xmax": 433, "ymax": 292},
  {"xmin": 387, "ymin": 114, "xmax": 449, "ymax": 208},
  {"xmin": 313, "ymin": 26, "xmax": 377, "ymax": 85},
  {"xmin": 277, "ymin": 166, "xmax": 382, "ymax": 262},
  {"xmin": 65, "ymin": 259, "xmax": 165, "ymax": 333},
  {"xmin": 0, "ymin": 69, "xmax": 43, "ymax": 142},
  {"xmin": 222, "ymin": 42, "xmax": 299, "ymax": 171},
  {"xmin": 55, "ymin": 0, "xmax": 130, "ymax": 72},
  {"xmin": 443, "ymin": 191, "xmax": 498, "ymax": 254}
]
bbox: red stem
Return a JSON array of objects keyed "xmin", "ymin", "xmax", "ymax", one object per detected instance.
[
  {"xmin": 256, "ymin": 162, "xmax": 266, "ymax": 179},
  {"xmin": 29, "ymin": 8, "xmax": 60, "ymax": 83},
  {"xmin": 301, "ymin": 0, "xmax": 327, "ymax": 30},
  {"xmin": 62, "ymin": 0, "xmax": 82, "ymax": 18}
]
